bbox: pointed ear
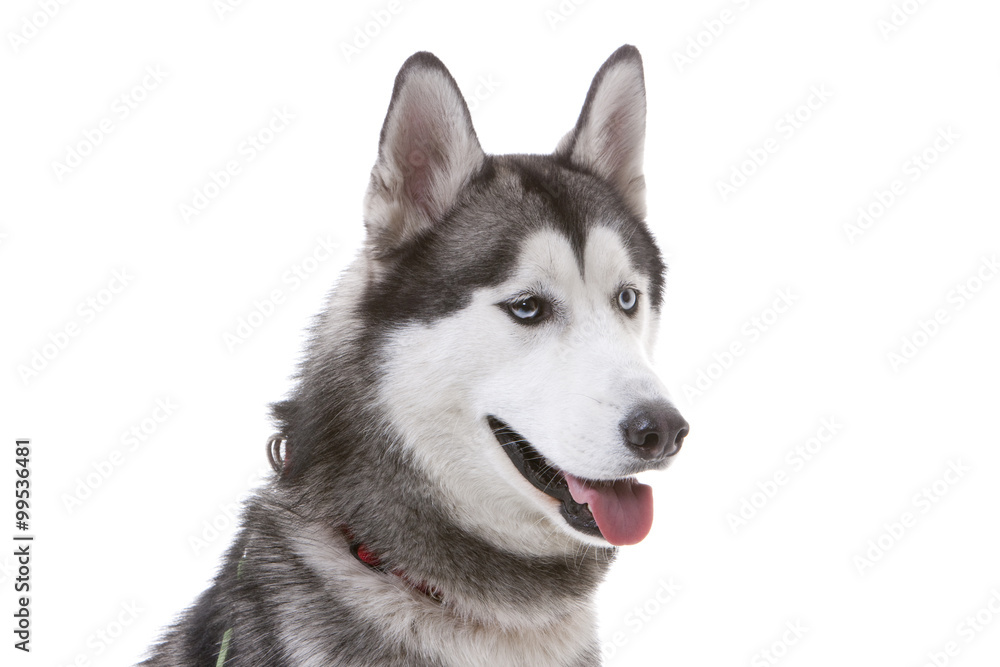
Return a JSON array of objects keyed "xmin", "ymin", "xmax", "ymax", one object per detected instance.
[
  {"xmin": 556, "ymin": 45, "xmax": 647, "ymax": 219},
  {"xmin": 364, "ymin": 52, "xmax": 485, "ymax": 257}
]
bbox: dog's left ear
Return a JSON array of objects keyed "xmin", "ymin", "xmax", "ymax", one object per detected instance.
[
  {"xmin": 556, "ymin": 45, "xmax": 647, "ymax": 219},
  {"xmin": 364, "ymin": 52, "xmax": 485, "ymax": 258}
]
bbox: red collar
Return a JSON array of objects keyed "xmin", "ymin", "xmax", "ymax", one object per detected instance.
[
  {"xmin": 266, "ymin": 436, "xmax": 443, "ymax": 603},
  {"xmin": 341, "ymin": 527, "xmax": 443, "ymax": 602}
]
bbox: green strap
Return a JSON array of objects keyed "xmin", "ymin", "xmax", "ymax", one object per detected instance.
[
  {"xmin": 215, "ymin": 628, "xmax": 233, "ymax": 667},
  {"xmin": 216, "ymin": 551, "xmax": 245, "ymax": 666}
]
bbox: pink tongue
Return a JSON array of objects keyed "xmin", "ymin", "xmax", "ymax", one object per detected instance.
[{"xmin": 564, "ymin": 474, "xmax": 654, "ymax": 546}]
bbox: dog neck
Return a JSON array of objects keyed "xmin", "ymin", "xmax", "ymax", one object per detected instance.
[
  {"xmin": 340, "ymin": 525, "xmax": 444, "ymax": 602},
  {"xmin": 266, "ymin": 425, "xmax": 614, "ymax": 626}
]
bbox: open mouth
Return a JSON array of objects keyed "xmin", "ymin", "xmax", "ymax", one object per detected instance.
[{"xmin": 487, "ymin": 416, "xmax": 654, "ymax": 546}]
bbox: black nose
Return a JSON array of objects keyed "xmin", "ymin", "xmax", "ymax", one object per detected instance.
[{"xmin": 621, "ymin": 402, "xmax": 689, "ymax": 461}]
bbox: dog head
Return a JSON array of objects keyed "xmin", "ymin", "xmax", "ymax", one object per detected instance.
[{"xmin": 356, "ymin": 46, "xmax": 687, "ymax": 552}]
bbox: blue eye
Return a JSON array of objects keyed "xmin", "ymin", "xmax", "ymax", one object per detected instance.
[
  {"xmin": 618, "ymin": 287, "xmax": 638, "ymax": 312},
  {"xmin": 510, "ymin": 297, "xmax": 541, "ymax": 319},
  {"xmin": 507, "ymin": 296, "xmax": 548, "ymax": 323}
]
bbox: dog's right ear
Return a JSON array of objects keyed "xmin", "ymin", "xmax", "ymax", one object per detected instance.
[{"xmin": 364, "ymin": 52, "xmax": 485, "ymax": 258}]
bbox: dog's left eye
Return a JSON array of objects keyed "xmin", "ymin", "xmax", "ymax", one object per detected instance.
[
  {"xmin": 506, "ymin": 296, "xmax": 548, "ymax": 323},
  {"xmin": 617, "ymin": 287, "xmax": 638, "ymax": 313},
  {"xmin": 510, "ymin": 297, "xmax": 541, "ymax": 319}
]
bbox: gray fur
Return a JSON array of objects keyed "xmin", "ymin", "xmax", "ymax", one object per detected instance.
[{"xmin": 140, "ymin": 45, "xmax": 675, "ymax": 667}]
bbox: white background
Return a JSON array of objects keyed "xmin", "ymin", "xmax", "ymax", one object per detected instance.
[{"xmin": 3, "ymin": 0, "xmax": 1000, "ymax": 665}]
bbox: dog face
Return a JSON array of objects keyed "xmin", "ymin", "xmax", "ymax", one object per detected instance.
[{"xmin": 362, "ymin": 47, "xmax": 687, "ymax": 552}]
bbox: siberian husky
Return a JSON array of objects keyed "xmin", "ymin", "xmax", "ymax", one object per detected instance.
[{"xmin": 141, "ymin": 44, "xmax": 688, "ymax": 667}]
